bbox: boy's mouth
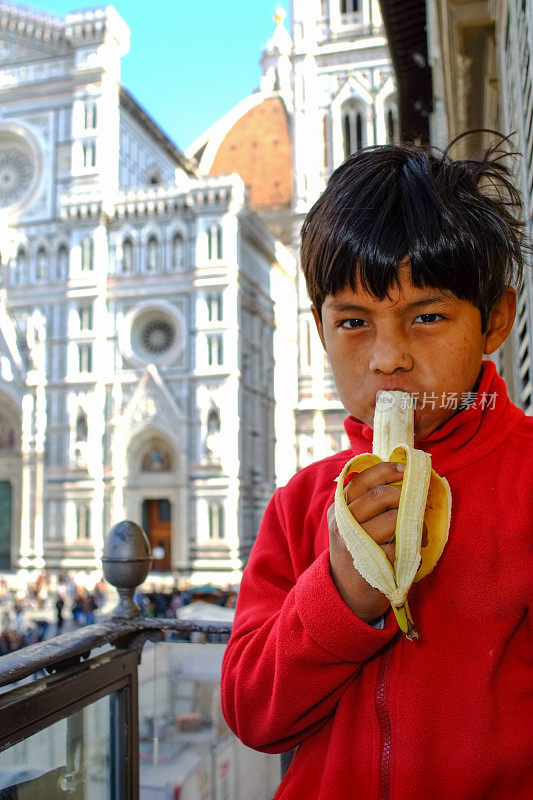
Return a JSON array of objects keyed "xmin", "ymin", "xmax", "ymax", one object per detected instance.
[{"xmin": 374, "ymin": 385, "xmax": 415, "ymax": 398}]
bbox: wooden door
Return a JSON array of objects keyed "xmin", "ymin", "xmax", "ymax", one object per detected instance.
[{"xmin": 142, "ymin": 498, "xmax": 171, "ymax": 571}]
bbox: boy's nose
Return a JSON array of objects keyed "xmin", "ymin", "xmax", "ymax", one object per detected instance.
[{"xmin": 368, "ymin": 335, "xmax": 414, "ymax": 374}]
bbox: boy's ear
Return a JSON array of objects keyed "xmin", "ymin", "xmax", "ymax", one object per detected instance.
[
  {"xmin": 311, "ymin": 305, "xmax": 327, "ymax": 351},
  {"xmin": 482, "ymin": 287, "xmax": 517, "ymax": 354}
]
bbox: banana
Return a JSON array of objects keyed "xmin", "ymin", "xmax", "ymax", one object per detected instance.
[{"xmin": 334, "ymin": 391, "xmax": 451, "ymax": 639}]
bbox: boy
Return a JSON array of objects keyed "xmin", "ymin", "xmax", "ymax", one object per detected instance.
[{"xmin": 221, "ymin": 139, "xmax": 533, "ymax": 799}]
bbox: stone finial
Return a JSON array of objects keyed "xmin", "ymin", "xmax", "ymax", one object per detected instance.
[{"xmin": 102, "ymin": 520, "xmax": 153, "ymax": 618}]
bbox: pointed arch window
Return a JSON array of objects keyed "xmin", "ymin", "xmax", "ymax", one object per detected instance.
[
  {"xmin": 76, "ymin": 503, "xmax": 91, "ymax": 540},
  {"xmin": 78, "ymin": 343, "xmax": 93, "ymax": 373},
  {"xmin": 342, "ymin": 100, "xmax": 365, "ymax": 159},
  {"xmin": 207, "ymin": 406, "xmax": 221, "ymax": 435},
  {"xmin": 76, "ymin": 411, "xmax": 88, "ymax": 442},
  {"xmin": 207, "ymin": 334, "xmax": 224, "ymax": 366},
  {"xmin": 14, "ymin": 247, "xmax": 27, "ymax": 285},
  {"xmin": 207, "ymin": 224, "xmax": 223, "ymax": 260},
  {"xmin": 78, "ymin": 303, "xmax": 93, "ymax": 331},
  {"xmin": 206, "ymin": 292, "xmax": 223, "ymax": 322},
  {"xmin": 122, "ymin": 238, "xmax": 133, "ymax": 273},
  {"xmin": 81, "ymin": 237, "xmax": 94, "ymax": 271},
  {"xmin": 146, "ymin": 236, "xmax": 158, "ymax": 272},
  {"xmin": 208, "ymin": 502, "xmax": 225, "ymax": 540},
  {"xmin": 341, "ymin": 0, "xmax": 359, "ymax": 13},
  {"xmin": 82, "ymin": 141, "xmax": 96, "ymax": 168},
  {"xmin": 84, "ymin": 101, "xmax": 97, "ymax": 130},
  {"xmin": 57, "ymin": 244, "xmax": 69, "ymax": 280},
  {"xmin": 172, "ymin": 232, "xmax": 184, "ymax": 270},
  {"xmin": 36, "ymin": 246, "xmax": 47, "ymax": 281}
]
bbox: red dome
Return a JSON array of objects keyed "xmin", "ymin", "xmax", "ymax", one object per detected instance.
[{"xmin": 208, "ymin": 96, "xmax": 292, "ymax": 211}]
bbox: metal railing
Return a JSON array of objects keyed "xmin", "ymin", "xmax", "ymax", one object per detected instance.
[{"xmin": 0, "ymin": 521, "xmax": 234, "ymax": 799}]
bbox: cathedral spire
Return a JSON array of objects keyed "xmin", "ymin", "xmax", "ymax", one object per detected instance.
[
  {"xmin": 264, "ymin": 7, "xmax": 292, "ymax": 56},
  {"xmin": 274, "ymin": 7, "xmax": 287, "ymax": 27},
  {"xmin": 260, "ymin": 6, "xmax": 293, "ymax": 96}
]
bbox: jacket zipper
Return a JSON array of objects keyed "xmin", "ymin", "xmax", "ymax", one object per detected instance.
[{"xmin": 375, "ymin": 645, "xmax": 393, "ymax": 800}]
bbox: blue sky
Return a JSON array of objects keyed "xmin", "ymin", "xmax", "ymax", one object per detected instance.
[{"xmin": 23, "ymin": 0, "xmax": 289, "ymax": 152}]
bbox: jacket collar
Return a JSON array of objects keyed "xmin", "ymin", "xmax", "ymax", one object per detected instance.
[{"xmin": 344, "ymin": 360, "xmax": 525, "ymax": 474}]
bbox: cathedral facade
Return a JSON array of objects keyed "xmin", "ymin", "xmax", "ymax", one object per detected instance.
[
  {"xmin": 5, "ymin": 1, "xmax": 528, "ymax": 581},
  {"xmin": 0, "ymin": 3, "xmax": 298, "ymax": 579},
  {"xmin": 0, "ymin": 0, "xmax": 413, "ymax": 580}
]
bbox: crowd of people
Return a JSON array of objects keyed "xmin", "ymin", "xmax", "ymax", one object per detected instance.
[
  {"xmin": 0, "ymin": 572, "xmax": 237, "ymax": 656},
  {"xmin": 0, "ymin": 573, "xmax": 107, "ymax": 656},
  {"xmin": 134, "ymin": 583, "xmax": 238, "ymax": 618}
]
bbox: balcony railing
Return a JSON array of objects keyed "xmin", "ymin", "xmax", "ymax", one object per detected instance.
[{"xmin": 0, "ymin": 521, "xmax": 278, "ymax": 800}]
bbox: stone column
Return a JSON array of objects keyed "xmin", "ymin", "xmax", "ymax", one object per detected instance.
[
  {"xmin": 32, "ymin": 382, "xmax": 46, "ymax": 568},
  {"xmin": 19, "ymin": 393, "xmax": 34, "ymax": 567}
]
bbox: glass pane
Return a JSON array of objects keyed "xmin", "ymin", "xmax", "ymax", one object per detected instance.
[
  {"xmin": 138, "ymin": 641, "xmax": 281, "ymax": 799},
  {"xmin": 0, "ymin": 693, "xmax": 116, "ymax": 799}
]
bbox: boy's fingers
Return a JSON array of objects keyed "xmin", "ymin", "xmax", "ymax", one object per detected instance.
[
  {"xmin": 345, "ymin": 462, "xmax": 403, "ymax": 504},
  {"xmin": 329, "ymin": 502, "xmax": 427, "ymax": 570},
  {"xmin": 326, "ymin": 502, "xmax": 337, "ymax": 534},
  {"xmin": 330, "ymin": 499, "xmax": 397, "ymax": 548},
  {"xmin": 359, "ymin": 509, "xmax": 398, "ymax": 544},
  {"xmin": 330, "ymin": 498, "xmax": 398, "ymax": 544},
  {"xmin": 347, "ymin": 485, "xmax": 401, "ymax": 524}
]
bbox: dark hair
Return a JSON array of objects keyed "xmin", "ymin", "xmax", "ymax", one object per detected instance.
[{"xmin": 300, "ymin": 132, "xmax": 528, "ymax": 332}]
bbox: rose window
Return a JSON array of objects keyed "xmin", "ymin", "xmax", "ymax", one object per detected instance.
[
  {"xmin": 120, "ymin": 301, "xmax": 184, "ymax": 367},
  {"xmin": 141, "ymin": 320, "xmax": 175, "ymax": 354},
  {"xmin": 0, "ymin": 147, "xmax": 35, "ymax": 209}
]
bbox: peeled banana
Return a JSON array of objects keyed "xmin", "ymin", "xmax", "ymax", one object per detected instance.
[{"xmin": 334, "ymin": 391, "xmax": 451, "ymax": 639}]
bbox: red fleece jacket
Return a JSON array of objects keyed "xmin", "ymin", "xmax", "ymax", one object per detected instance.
[{"xmin": 221, "ymin": 361, "xmax": 533, "ymax": 799}]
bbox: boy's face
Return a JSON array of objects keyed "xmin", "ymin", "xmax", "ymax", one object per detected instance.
[{"xmin": 312, "ymin": 265, "xmax": 515, "ymax": 441}]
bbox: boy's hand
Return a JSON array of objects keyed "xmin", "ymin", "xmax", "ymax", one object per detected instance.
[{"xmin": 328, "ymin": 462, "xmax": 404, "ymax": 623}]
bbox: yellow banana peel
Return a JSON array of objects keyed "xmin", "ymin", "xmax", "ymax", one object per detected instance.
[{"xmin": 334, "ymin": 391, "xmax": 452, "ymax": 639}]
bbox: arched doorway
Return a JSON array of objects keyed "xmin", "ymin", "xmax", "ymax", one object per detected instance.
[
  {"xmin": 139, "ymin": 439, "xmax": 174, "ymax": 571},
  {"xmin": 142, "ymin": 498, "xmax": 171, "ymax": 571}
]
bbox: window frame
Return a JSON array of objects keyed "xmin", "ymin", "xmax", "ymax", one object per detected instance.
[
  {"xmin": 206, "ymin": 333, "xmax": 224, "ymax": 366},
  {"xmin": 146, "ymin": 236, "xmax": 158, "ymax": 272},
  {"xmin": 82, "ymin": 141, "xmax": 96, "ymax": 169},
  {"xmin": 84, "ymin": 101, "xmax": 98, "ymax": 130},
  {"xmin": 207, "ymin": 224, "xmax": 223, "ymax": 260},
  {"xmin": 78, "ymin": 342, "xmax": 93, "ymax": 374},
  {"xmin": 208, "ymin": 501, "xmax": 225, "ymax": 540},
  {"xmin": 206, "ymin": 292, "xmax": 223, "ymax": 323},
  {"xmin": 81, "ymin": 237, "xmax": 94, "ymax": 272},
  {"xmin": 75, "ymin": 502, "xmax": 91, "ymax": 540},
  {"xmin": 78, "ymin": 303, "xmax": 93, "ymax": 331}
]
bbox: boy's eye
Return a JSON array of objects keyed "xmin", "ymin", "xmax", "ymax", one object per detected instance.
[
  {"xmin": 413, "ymin": 313, "xmax": 444, "ymax": 324},
  {"xmin": 340, "ymin": 318, "xmax": 367, "ymax": 329}
]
